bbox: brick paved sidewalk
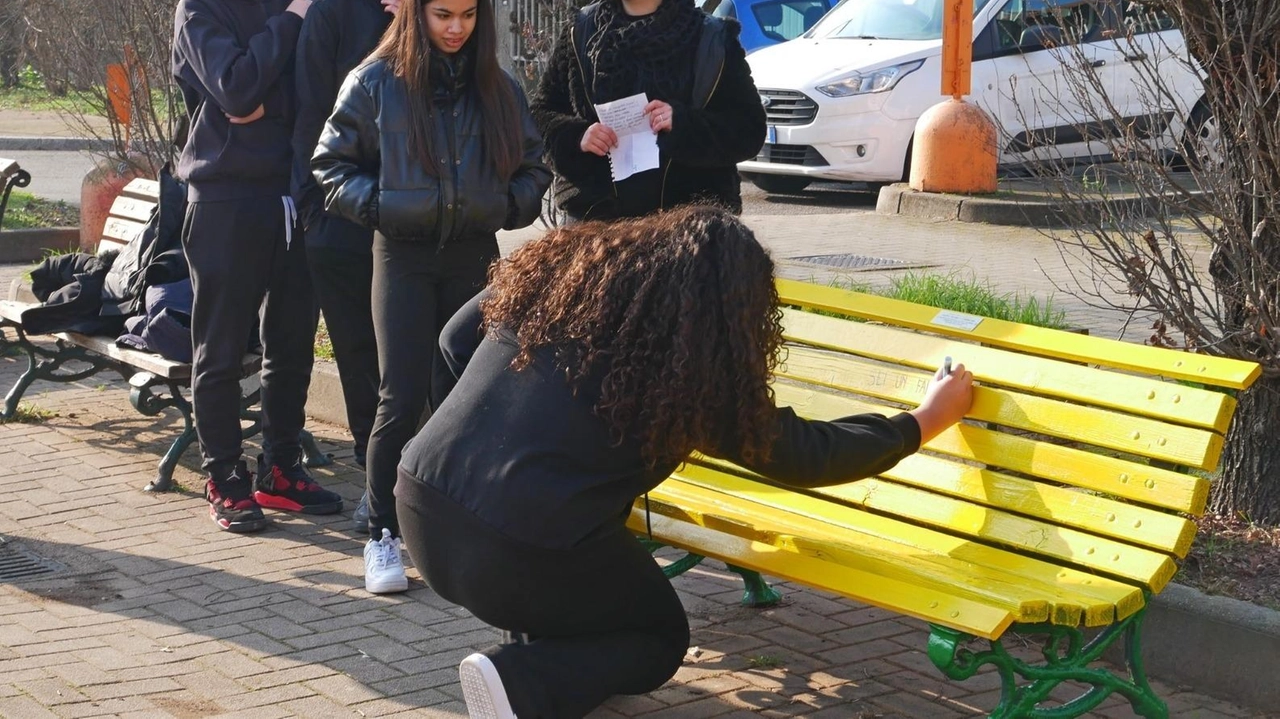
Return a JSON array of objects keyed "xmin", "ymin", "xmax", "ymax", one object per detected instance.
[{"xmin": 1, "ymin": 294, "xmax": 1270, "ymax": 718}]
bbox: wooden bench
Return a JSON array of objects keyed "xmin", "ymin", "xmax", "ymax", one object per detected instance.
[
  {"xmin": 631, "ymin": 278, "xmax": 1260, "ymax": 719},
  {"xmin": 0, "ymin": 178, "xmax": 331, "ymax": 491},
  {"xmin": 0, "ymin": 157, "xmax": 32, "ymax": 230}
]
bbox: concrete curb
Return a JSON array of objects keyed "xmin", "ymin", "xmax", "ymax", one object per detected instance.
[
  {"xmin": 302, "ymin": 358, "xmax": 1280, "ymax": 712},
  {"xmin": 1133, "ymin": 583, "xmax": 1280, "ymax": 710},
  {"xmin": 0, "ymin": 136, "xmax": 113, "ymax": 152},
  {"xmin": 876, "ymin": 182, "xmax": 1167, "ymax": 227},
  {"xmin": 0, "ymin": 227, "xmax": 79, "ymax": 263}
]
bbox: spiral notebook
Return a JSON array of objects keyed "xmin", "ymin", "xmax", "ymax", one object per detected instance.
[{"xmin": 594, "ymin": 93, "xmax": 660, "ymax": 182}]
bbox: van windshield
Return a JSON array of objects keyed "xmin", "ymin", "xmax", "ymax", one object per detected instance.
[{"xmin": 809, "ymin": 0, "xmax": 992, "ymax": 41}]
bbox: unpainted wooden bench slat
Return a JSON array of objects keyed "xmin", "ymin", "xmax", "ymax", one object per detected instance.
[
  {"xmin": 108, "ymin": 195, "xmax": 158, "ymax": 224},
  {"xmin": 781, "ymin": 311, "xmax": 1237, "ymax": 434},
  {"xmin": 101, "ymin": 217, "xmax": 148, "ymax": 248},
  {"xmin": 120, "ymin": 177, "xmax": 160, "ymax": 199},
  {"xmin": 771, "ymin": 384, "xmax": 1210, "ymax": 514},
  {"xmin": 697, "ymin": 447, "xmax": 1196, "ymax": 558},
  {"xmin": 0, "ymin": 300, "xmax": 24, "ymax": 323},
  {"xmin": 0, "ymin": 158, "xmax": 19, "ymax": 178},
  {"xmin": 658, "ymin": 466, "xmax": 1147, "ymax": 626},
  {"xmin": 627, "ymin": 507, "xmax": 1017, "ymax": 639},
  {"xmin": 777, "ymin": 350, "xmax": 1224, "ymax": 471},
  {"xmin": 777, "ymin": 278, "xmax": 1262, "ymax": 390}
]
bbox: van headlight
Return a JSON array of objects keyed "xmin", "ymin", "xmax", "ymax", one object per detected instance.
[{"xmin": 814, "ymin": 60, "xmax": 924, "ymax": 98}]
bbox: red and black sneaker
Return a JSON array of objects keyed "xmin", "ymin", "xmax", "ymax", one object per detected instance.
[
  {"xmin": 206, "ymin": 462, "xmax": 268, "ymax": 533},
  {"xmin": 253, "ymin": 454, "xmax": 344, "ymax": 515}
]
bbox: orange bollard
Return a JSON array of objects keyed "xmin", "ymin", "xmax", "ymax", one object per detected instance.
[
  {"xmin": 909, "ymin": 99, "xmax": 997, "ymax": 194},
  {"xmin": 908, "ymin": 0, "xmax": 997, "ymax": 194}
]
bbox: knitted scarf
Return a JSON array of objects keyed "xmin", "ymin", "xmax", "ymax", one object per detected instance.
[{"xmin": 585, "ymin": 0, "xmax": 704, "ymax": 104}]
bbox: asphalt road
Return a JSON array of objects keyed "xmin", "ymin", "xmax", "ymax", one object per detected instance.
[
  {"xmin": 3, "ymin": 150, "xmax": 100, "ymax": 206},
  {"xmin": 9, "ymin": 149, "xmax": 882, "ymax": 217}
]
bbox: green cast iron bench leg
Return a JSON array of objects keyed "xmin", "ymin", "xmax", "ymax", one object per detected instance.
[{"xmin": 926, "ymin": 604, "xmax": 1167, "ymax": 718}]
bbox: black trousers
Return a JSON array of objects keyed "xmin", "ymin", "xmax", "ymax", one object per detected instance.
[
  {"xmin": 396, "ymin": 475, "xmax": 690, "ymax": 719},
  {"xmin": 183, "ymin": 196, "xmax": 316, "ymax": 480},
  {"xmin": 308, "ymin": 227, "xmax": 378, "ymax": 464},
  {"xmin": 366, "ymin": 235, "xmax": 497, "ymax": 540}
]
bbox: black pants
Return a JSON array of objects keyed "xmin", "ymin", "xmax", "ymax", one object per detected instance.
[
  {"xmin": 396, "ymin": 475, "xmax": 690, "ymax": 719},
  {"xmin": 366, "ymin": 235, "xmax": 497, "ymax": 540},
  {"xmin": 183, "ymin": 196, "xmax": 316, "ymax": 479},
  {"xmin": 308, "ymin": 227, "xmax": 378, "ymax": 464}
]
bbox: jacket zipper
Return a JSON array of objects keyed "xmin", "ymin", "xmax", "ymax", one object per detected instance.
[{"xmin": 659, "ymin": 54, "xmax": 725, "ymax": 210}]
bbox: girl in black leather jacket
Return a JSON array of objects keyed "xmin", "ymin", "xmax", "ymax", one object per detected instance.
[{"xmin": 312, "ymin": 0, "xmax": 551, "ymax": 595}]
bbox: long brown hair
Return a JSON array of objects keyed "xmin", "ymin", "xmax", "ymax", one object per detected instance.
[
  {"xmin": 482, "ymin": 206, "xmax": 786, "ymax": 467},
  {"xmin": 370, "ymin": 0, "xmax": 522, "ymax": 179}
]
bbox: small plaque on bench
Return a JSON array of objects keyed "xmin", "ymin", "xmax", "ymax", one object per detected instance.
[{"xmin": 931, "ymin": 310, "xmax": 984, "ymax": 332}]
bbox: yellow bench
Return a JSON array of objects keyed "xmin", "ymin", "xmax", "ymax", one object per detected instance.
[{"xmin": 630, "ymin": 278, "xmax": 1260, "ymax": 719}]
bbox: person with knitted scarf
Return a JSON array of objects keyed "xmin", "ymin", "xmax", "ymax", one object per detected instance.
[{"xmin": 531, "ymin": 0, "xmax": 767, "ymax": 222}]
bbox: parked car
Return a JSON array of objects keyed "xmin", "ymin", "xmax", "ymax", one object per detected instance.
[
  {"xmin": 702, "ymin": 0, "xmax": 834, "ymax": 53},
  {"xmin": 739, "ymin": 0, "xmax": 1212, "ymax": 193}
]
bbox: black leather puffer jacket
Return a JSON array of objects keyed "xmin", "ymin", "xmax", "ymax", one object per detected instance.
[{"xmin": 312, "ymin": 51, "xmax": 551, "ymax": 246}]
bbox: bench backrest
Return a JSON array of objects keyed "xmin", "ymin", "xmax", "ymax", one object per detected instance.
[
  {"xmin": 97, "ymin": 178, "xmax": 160, "ymax": 256},
  {"xmin": 695, "ymin": 279, "xmax": 1259, "ymax": 595}
]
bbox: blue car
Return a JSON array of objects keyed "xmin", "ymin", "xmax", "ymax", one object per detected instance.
[{"xmin": 704, "ymin": 0, "xmax": 833, "ymax": 53}]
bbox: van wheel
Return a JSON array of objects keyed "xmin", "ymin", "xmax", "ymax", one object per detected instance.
[
  {"xmin": 1182, "ymin": 102, "xmax": 1224, "ymax": 171},
  {"xmin": 751, "ymin": 174, "xmax": 811, "ymax": 194}
]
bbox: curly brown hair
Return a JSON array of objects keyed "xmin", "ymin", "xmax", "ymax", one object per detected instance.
[{"xmin": 482, "ymin": 205, "xmax": 785, "ymax": 467}]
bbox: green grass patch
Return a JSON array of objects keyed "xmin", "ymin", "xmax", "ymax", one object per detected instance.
[
  {"xmin": 827, "ymin": 271, "xmax": 1071, "ymax": 330},
  {"xmin": 1, "ymin": 403, "xmax": 56, "ymax": 424},
  {"xmin": 746, "ymin": 654, "xmax": 785, "ymax": 669},
  {"xmin": 315, "ymin": 317, "xmax": 335, "ymax": 362},
  {"xmin": 0, "ymin": 67, "xmax": 97, "ymax": 114},
  {"xmin": 3, "ymin": 191, "xmax": 81, "ymax": 230}
]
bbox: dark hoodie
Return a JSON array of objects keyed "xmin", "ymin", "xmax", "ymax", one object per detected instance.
[
  {"xmin": 172, "ymin": 0, "xmax": 303, "ymax": 202},
  {"xmin": 290, "ymin": 0, "xmax": 392, "ymax": 235}
]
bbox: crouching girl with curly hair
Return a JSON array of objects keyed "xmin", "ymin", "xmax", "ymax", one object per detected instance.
[{"xmin": 394, "ymin": 205, "xmax": 974, "ymax": 719}]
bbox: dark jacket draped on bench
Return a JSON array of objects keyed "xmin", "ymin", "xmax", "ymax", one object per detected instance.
[{"xmin": 396, "ymin": 290, "xmax": 921, "ymax": 550}]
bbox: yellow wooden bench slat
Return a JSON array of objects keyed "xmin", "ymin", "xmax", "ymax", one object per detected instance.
[
  {"xmin": 777, "ymin": 278, "xmax": 1262, "ymax": 390},
  {"xmin": 695, "ymin": 448, "xmax": 1196, "ymax": 558},
  {"xmin": 830, "ymin": 478, "xmax": 1177, "ymax": 591},
  {"xmin": 769, "ymin": 384, "xmax": 1210, "ymax": 514},
  {"xmin": 647, "ymin": 480, "xmax": 1121, "ymax": 627},
  {"xmin": 780, "ymin": 313, "xmax": 1237, "ymax": 434},
  {"xmin": 776, "ymin": 352, "xmax": 1224, "ymax": 470},
  {"xmin": 665, "ymin": 465, "xmax": 1147, "ymax": 624},
  {"xmin": 628, "ymin": 507, "xmax": 1016, "ymax": 639}
]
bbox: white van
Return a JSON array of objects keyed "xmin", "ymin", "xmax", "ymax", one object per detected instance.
[{"xmin": 740, "ymin": 0, "xmax": 1215, "ymax": 193}]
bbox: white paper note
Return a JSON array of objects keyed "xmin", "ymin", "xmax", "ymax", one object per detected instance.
[{"xmin": 593, "ymin": 93, "xmax": 660, "ymax": 182}]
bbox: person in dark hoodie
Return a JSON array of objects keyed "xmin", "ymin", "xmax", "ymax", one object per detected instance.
[
  {"xmin": 290, "ymin": 0, "xmax": 397, "ymax": 529},
  {"xmin": 311, "ymin": 0, "xmax": 551, "ymax": 594},
  {"xmin": 531, "ymin": 0, "xmax": 767, "ymax": 223},
  {"xmin": 173, "ymin": 0, "xmax": 344, "ymax": 533},
  {"xmin": 393, "ymin": 206, "xmax": 974, "ymax": 718}
]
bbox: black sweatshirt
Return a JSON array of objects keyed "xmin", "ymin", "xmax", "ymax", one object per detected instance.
[
  {"xmin": 290, "ymin": 0, "xmax": 391, "ymax": 239},
  {"xmin": 396, "ymin": 291, "xmax": 922, "ymax": 550},
  {"xmin": 172, "ymin": 0, "xmax": 302, "ymax": 201}
]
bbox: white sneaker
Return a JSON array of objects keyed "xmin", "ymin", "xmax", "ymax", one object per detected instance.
[
  {"xmin": 363, "ymin": 528, "xmax": 408, "ymax": 594},
  {"xmin": 459, "ymin": 653, "xmax": 517, "ymax": 719}
]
